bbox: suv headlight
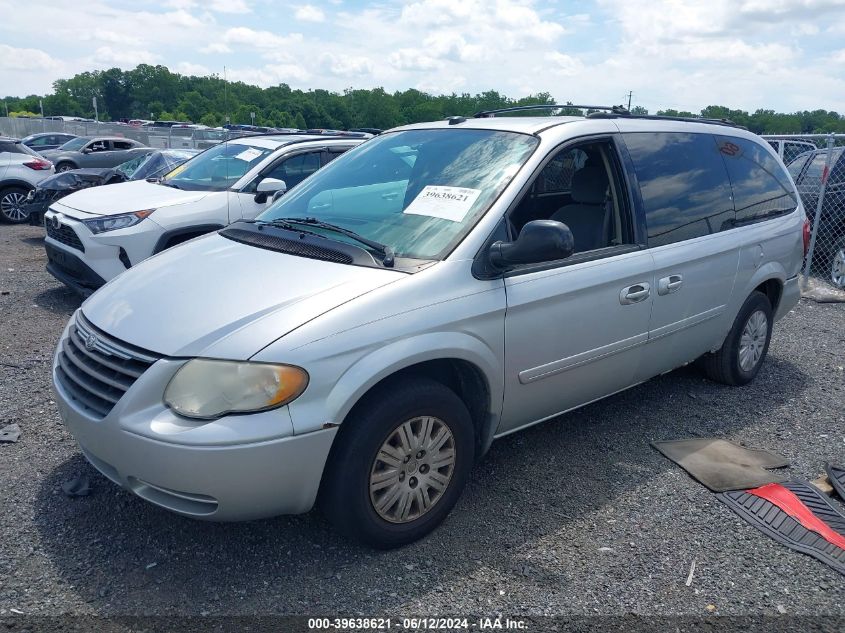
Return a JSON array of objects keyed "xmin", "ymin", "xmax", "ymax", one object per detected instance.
[
  {"xmin": 82, "ymin": 209, "xmax": 155, "ymax": 234},
  {"xmin": 164, "ymin": 359, "xmax": 309, "ymax": 420}
]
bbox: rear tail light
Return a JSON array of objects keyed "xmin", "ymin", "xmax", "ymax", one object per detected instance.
[
  {"xmin": 802, "ymin": 217, "xmax": 811, "ymax": 256},
  {"xmin": 24, "ymin": 158, "xmax": 52, "ymax": 171}
]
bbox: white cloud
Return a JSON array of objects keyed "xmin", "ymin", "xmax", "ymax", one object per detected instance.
[
  {"xmin": 209, "ymin": 0, "xmax": 250, "ymax": 13},
  {"xmin": 200, "ymin": 42, "xmax": 232, "ymax": 54},
  {"xmin": 228, "ymin": 63, "xmax": 310, "ymax": 86},
  {"xmin": 222, "ymin": 27, "xmax": 302, "ymax": 50},
  {"xmin": 544, "ymin": 52, "xmax": 584, "ymax": 76},
  {"xmin": 175, "ymin": 61, "xmax": 212, "ymax": 76},
  {"xmin": 91, "ymin": 46, "xmax": 161, "ymax": 67},
  {"xmin": 295, "ymin": 5, "xmax": 325, "ymax": 22},
  {"xmin": 0, "ymin": 44, "xmax": 60, "ymax": 71},
  {"xmin": 318, "ymin": 53, "xmax": 374, "ymax": 76}
]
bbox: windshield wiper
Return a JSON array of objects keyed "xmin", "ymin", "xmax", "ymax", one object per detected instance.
[
  {"xmin": 158, "ymin": 179, "xmax": 181, "ymax": 190},
  {"xmin": 283, "ymin": 217, "xmax": 395, "ymax": 267}
]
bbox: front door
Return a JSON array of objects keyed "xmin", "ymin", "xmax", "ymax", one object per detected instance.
[{"xmin": 499, "ymin": 137, "xmax": 654, "ymax": 433}]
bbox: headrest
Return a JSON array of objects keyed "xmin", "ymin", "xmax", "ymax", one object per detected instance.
[{"xmin": 571, "ymin": 164, "xmax": 608, "ymax": 205}]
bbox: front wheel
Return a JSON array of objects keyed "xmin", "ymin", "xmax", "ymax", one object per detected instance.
[
  {"xmin": 831, "ymin": 240, "xmax": 845, "ymax": 289},
  {"xmin": 319, "ymin": 378, "xmax": 475, "ymax": 548},
  {"xmin": 698, "ymin": 291, "xmax": 773, "ymax": 386},
  {"xmin": 55, "ymin": 162, "xmax": 75, "ymax": 173}
]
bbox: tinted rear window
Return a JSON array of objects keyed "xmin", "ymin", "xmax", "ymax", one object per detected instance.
[
  {"xmin": 623, "ymin": 132, "xmax": 734, "ymax": 247},
  {"xmin": 715, "ymin": 136, "xmax": 797, "ymax": 224}
]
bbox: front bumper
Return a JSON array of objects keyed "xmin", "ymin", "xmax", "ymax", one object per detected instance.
[
  {"xmin": 45, "ymin": 242, "xmax": 107, "ymax": 296},
  {"xmin": 52, "ymin": 320, "xmax": 336, "ymax": 520}
]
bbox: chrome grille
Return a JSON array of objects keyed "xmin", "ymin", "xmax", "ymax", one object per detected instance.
[
  {"xmin": 46, "ymin": 220, "xmax": 85, "ymax": 252},
  {"xmin": 56, "ymin": 313, "xmax": 160, "ymax": 418}
]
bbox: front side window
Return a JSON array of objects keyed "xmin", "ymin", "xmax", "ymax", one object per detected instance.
[
  {"xmin": 260, "ymin": 151, "xmax": 322, "ymax": 190},
  {"xmin": 716, "ymin": 136, "xmax": 797, "ymax": 224},
  {"xmin": 259, "ymin": 129, "xmax": 538, "ymax": 260},
  {"xmin": 160, "ymin": 142, "xmax": 273, "ymax": 192},
  {"xmin": 88, "ymin": 140, "xmax": 109, "ymax": 152},
  {"xmin": 623, "ymin": 132, "xmax": 734, "ymax": 247}
]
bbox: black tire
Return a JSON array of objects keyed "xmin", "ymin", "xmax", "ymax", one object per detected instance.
[
  {"xmin": 0, "ymin": 186, "xmax": 31, "ymax": 223},
  {"xmin": 699, "ymin": 291, "xmax": 773, "ymax": 386},
  {"xmin": 55, "ymin": 162, "xmax": 75, "ymax": 173},
  {"xmin": 830, "ymin": 239, "xmax": 845, "ymax": 289},
  {"xmin": 319, "ymin": 377, "xmax": 475, "ymax": 548}
]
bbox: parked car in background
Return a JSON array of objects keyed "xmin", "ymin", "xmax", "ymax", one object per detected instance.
[
  {"xmin": 40, "ymin": 137, "xmax": 149, "ymax": 172},
  {"xmin": 0, "ymin": 137, "xmax": 54, "ymax": 223},
  {"xmin": 767, "ymin": 138, "xmax": 817, "ymax": 165},
  {"xmin": 787, "ymin": 146, "xmax": 845, "ymax": 287},
  {"xmin": 50, "ymin": 112, "xmax": 804, "ymax": 546},
  {"xmin": 43, "ymin": 134, "xmax": 363, "ymax": 294},
  {"xmin": 20, "ymin": 132, "xmax": 78, "ymax": 153},
  {"xmin": 26, "ymin": 149, "xmax": 198, "ymax": 225}
]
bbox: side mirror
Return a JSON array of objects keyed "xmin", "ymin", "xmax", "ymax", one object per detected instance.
[
  {"xmin": 271, "ymin": 188, "xmax": 287, "ymax": 203},
  {"xmin": 81, "ymin": 148, "xmax": 92, "ymax": 154},
  {"xmin": 256, "ymin": 177, "xmax": 286, "ymax": 194},
  {"xmin": 489, "ymin": 220, "xmax": 574, "ymax": 268}
]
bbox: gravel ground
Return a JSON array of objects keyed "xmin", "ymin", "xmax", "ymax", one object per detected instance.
[{"xmin": 1, "ymin": 223, "xmax": 844, "ymax": 619}]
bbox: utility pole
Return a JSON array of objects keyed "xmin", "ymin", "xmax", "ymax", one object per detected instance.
[
  {"xmin": 224, "ymin": 66, "xmax": 230, "ymax": 126},
  {"xmin": 626, "ymin": 91, "xmax": 633, "ymax": 111}
]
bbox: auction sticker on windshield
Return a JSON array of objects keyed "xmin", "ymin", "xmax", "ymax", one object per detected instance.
[
  {"xmin": 403, "ymin": 185, "xmax": 482, "ymax": 222},
  {"xmin": 235, "ymin": 147, "xmax": 264, "ymax": 163}
]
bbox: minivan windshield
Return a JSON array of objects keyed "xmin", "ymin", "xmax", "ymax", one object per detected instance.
[
  {"xmin": 257, "ymin": 128, "xmax": 538, "ymax": 260},
  {"xmin": 160, "ymin": 141, "xmax": 273, "ymax": 192}
]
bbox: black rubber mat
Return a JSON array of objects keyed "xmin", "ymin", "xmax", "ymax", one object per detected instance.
[
  {"xmin": 827, "ymin": 463, "xmax": 845, "ymax": 502},
  {"xmin": 652, "ymin": 438, "xmax": 789, "ymax": 492},
  {"xmin": 719, "ymin": 480, "xmax": 845, "ymax": 576}
]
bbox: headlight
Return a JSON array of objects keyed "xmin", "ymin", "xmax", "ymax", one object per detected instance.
[
  {"xmin": 82, "ymin": 209, "xmax": 155, "ymax": 234},
  {"xmin": 164, "ymin": 359, "xmax": 309, "ymax": 420}
]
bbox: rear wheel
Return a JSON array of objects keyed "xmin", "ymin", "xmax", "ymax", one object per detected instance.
[
  {"xmin": 699, "ymin": 291, "xmax": 773, "ymax": 386},
  {"xmin": 319, "ymin": 378, "xmax": 474, "ymax": 548},
  {"xmin": 831, "ymin": 240, "xmax": 845, "ymax": 289},
  {"xmin": 0, "ymin": 186, "xmax": 30, "ymax": 223}
]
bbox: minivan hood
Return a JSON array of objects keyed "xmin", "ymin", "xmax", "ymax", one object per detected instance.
[
  {"xmin": 81, "ymin": 233, "xmax": 405, "ymax": 358},
  {"xmin": 55, "ymin": 179, "xmax": 211, "ymax": 217}
]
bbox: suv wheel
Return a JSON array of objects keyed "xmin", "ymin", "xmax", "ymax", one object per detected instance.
[
  {"xmin": 0, "ymin": 186, "xmax": 30, "ymax": 223},
  {"xmin": 831, "ymin": 240, "xmax": 845, "ymax": 289},
  {"xmin": 699, "ymin": 291, "xmax": 773, "ymax": 386},
  {"xmin": 55, "ymin": 162, "xmax": 75, "ymax": 173},
  {"xmin": 320, "ymin": 377, "xmax": 474, "ymax": 548}
]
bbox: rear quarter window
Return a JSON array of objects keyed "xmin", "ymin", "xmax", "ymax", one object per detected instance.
[
  {"xmin": 623, "ymin": 132, "xmax": 734, "ymax": 247},
  {"xmin": 715, "ymin": 136, "xmax": 797, "ymax": 224}
]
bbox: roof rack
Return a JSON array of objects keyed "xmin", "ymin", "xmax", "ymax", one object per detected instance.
[
  {"xmin": 474, "ymin": 104, "xmax": 628, "ymax": 118},
  {"xmin": 472, "ymin": 103, "xmax": 743, "ymax": 129}
]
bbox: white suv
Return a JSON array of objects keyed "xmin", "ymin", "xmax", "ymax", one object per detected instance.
[
  {"xmin": 42, "ymin": 134, "xmax": 363, "ymax": 294},
  {"xmin": 0, "ymin": 137, "xmax": 55, "ymax": 223}
]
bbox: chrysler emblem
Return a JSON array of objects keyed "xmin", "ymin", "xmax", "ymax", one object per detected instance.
[{"xmin": 83, "ymin": 332, "xmax": 98, "ymax": 351}]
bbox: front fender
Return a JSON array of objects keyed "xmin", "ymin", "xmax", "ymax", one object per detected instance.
[{"xmin": 286, "ymin": 331, "xmax": 504, "ymax": 441}]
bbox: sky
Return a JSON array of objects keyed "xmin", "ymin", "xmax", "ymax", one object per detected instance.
[{"xmin": 1, "ymin": 0, "xmax": 844, "ymax": 113}]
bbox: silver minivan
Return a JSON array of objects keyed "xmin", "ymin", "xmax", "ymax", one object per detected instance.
[{"xmin": 52, "ymin": 109, "xmax": 806, "ymax": 547}]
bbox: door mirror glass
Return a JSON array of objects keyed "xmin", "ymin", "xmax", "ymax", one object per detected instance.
[
  {"xmin": 271, "ymin": 186, "xmax": 288, "ymax": 202},
  {"xmin": 257, "ymin": 177, "xmax": 287, "ymax": 194},
  {"xmin": 489, "ymin": 220, "xmax": 574, "ymax": 268}
]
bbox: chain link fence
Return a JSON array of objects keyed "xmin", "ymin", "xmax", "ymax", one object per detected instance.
[
  {"xmin": 764, "ymin": 134, "xmax": 845, "ymax": 291},
  {"xmin": 0, "ymin": 116, "xmax": 231, "ymax": 150}
]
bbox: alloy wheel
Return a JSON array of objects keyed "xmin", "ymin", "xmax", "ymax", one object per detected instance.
[
  {"xmin": 832, "ymin": 247, "xmax": 845, "ymax": 289},
  {"xmin": 0, "ymin": 191, "xmax": 28, "ymax": 222},
  {"xmin": 738, "ymin": 310, "xmax": 768, "ymax": 372},
  {"xmin": 369, "ymin": 416, "xmax": 456, "ymax": 524}
]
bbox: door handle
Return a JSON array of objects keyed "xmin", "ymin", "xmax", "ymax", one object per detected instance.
[
  {"xmin": 657, "ymin": 274, "xmax": 683, "ymax": 296},
  {"xmin": 619, "ymin": 282, "xmax": 651, "ymax": 305},
  {"xmin": 381, "ymin": 192, "xmax": 399, "ymax": 200}
]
